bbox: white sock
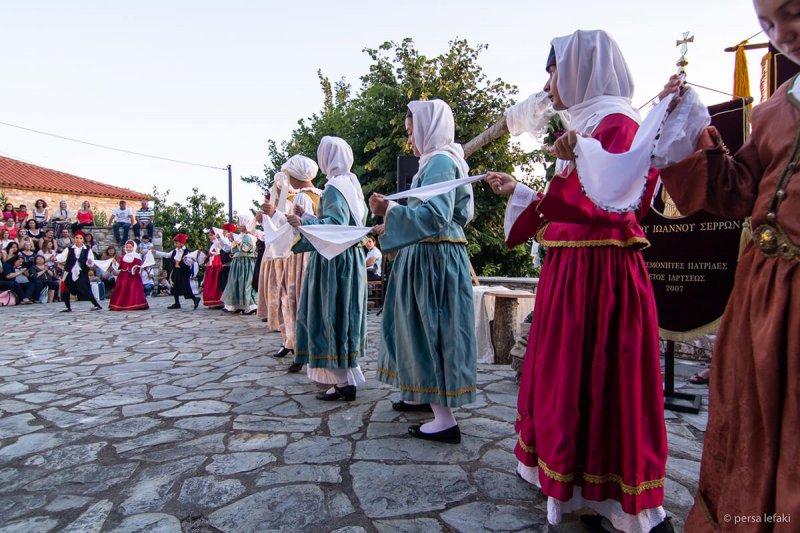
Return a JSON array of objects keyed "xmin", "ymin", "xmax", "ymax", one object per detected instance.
[{"xmin": 420, "ymin": 404, "xmax": 457, "ymax": 433}]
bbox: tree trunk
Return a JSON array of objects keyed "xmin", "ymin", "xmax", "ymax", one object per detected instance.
[{"xmin": 463, "ymin": 115, "xmax": 509, "ymax": 159}]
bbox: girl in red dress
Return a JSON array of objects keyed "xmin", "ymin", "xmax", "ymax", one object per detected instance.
[
  {"xmin": 109, "ymin": 240, "xmax": 149, "ymax": 311},
  {"xmin": 202, "ymin": 231, "xmax": 224, "ymax": 308},
  {"xmin": 487, "ymin": 30, "xmax": 669, "ymax": 533}
]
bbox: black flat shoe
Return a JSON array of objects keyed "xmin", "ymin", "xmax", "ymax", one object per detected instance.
[
  {"xmin": 272, "ymin": 346, "xmax": 294, "ymax": 358},
  {"xmin": 651, "ymin": 517, "xmax": 674, "ymax": 533},
  {"xmin": 392, "ymin": 400, "xmax": 433, "ymax": 412},
  {"xmin": 408, "ymin": 424, "xmax": 461, "ymax": 444},
  {"xmin": 287, "ymin": 362, "xmax": 304, "ymax": 373},
  {"xmin": 193, "ymin": 298, "xmax": 200, "ymax": 309},
  {"xmin": 580, "ymin": 515, "xmax": 607, "ymax": 533},
  {"xmin": 168, "ymin": 304, "xmax": 181, "ymax": 309},
  {"xmin": 244, "ymin": 309, "xmax": 256, "ymax": 315},
  {"xmin": 316, "ymin": 384, "xmax": 356, "ymax": 402},
  {"xmin": 92, "ymin": 306, "xmax": 102, "ymax": 311},
  {"xmin": 61, "ymin": 309, "xmax": 72, "ymax": 313},
  {"xmin": 221, "ymin": 308, "xmax": 232, "ymax": 313}
]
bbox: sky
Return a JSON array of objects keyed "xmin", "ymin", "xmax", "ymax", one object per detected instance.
[{"xmin": 0, "ymin": 1, "xmax": 767, "ymax": 215}]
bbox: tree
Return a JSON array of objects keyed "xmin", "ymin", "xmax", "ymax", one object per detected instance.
[
  {"xmin": 244, "ymin": 38, "xmax": 550, "ymax": 276},
  {"xmin": 151, "ymin": 187, "xmax": 227, "ymax": 251}
]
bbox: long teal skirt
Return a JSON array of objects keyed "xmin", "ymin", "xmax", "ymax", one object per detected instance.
[
  {"xmin": 222, "ymin": 255, "xmax": 257, "ymax": 309},
  {"xmin": 378, "ymin": 242, "xmax": 477, "ymax": 407},
  {"xmin": 295, "ymin": 247, "xmax": 367, "ymax": 369}
]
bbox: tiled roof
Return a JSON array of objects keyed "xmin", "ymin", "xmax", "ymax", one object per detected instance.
[{"xmin": 0, "ymin": 155, "xmax": 150, "ymax": 201}]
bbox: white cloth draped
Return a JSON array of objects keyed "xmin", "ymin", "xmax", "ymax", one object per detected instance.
[
  {"xmin": 503, "ymin": 183, "xmax": 538, "ymax": 241},
  {"xmin": 317, "ymin": 136, "xmax": 367, "ymax": 226},
  {"xmin": 407, "ymin": 99, "xmax": 473, "ymax": 224},
  {"xmin": 385, "ymin": 173, "xmax": 485, "ymax": 202},
  {"xmin": 281, "ymin": 154, "xmax": 319, "ymax": 183},
  {"xmin": 237, "ymin": 213, "xmax": 257, "ymax": 234},
  {"xmin": 506, "ymin": 91, "xmax": 557, "ymax": 139},
  {"xmin": 297, "ymin": 225, "xmax": 373, "ymax": 260}
]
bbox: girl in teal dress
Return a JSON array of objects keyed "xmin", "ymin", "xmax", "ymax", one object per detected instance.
[
  {"xmin": 221, "ymin": 213, "xmax": 258, "ymax": 314},
  {"xmin": 369, "ymin": 99, "xmax": 477, "ymax": 444},
  {"xmin": 288, "ymin": 136, "xmax": 368, "ymax": 401}
]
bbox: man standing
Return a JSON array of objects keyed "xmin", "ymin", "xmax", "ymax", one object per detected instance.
[
  {"xmin": 134, "ymin": 200, "xmax": 154, "ymax": 240},
  {"xmin": 110, "ymin": 200, "xmax": 134, "ymax": 244}
]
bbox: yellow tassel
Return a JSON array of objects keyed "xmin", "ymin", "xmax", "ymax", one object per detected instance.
[
  {"xmin": 738, "ymin": 217, "xmax": 752, "ymax": 260},
  {"xmin": 760, "ymin": 50, "xmax": 773, "ymax": 101},
  {"xmin": 733, "ymin": 44, "xmax": 751, "ymax": 108}
]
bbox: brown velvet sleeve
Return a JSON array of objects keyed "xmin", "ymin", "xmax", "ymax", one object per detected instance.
[{"xmin": 661, "ymin": 126, "xmax": 763, "ymax": 219}]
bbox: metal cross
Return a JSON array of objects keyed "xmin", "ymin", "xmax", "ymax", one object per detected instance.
[{"xmin": 676, "ymin": 32, "xmax": 694, "ymax": 76}]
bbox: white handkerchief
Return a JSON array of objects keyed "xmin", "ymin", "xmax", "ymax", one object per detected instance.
[
  {"xmin": 262, "ymin": 213, "xmax": 295, "ymax": 258},
  {"xmin": 385, "ymin": 174, "xmax": 485, "ymax": 202},
  {"xmin": 298, "ymin": 225, "xmax": 373, "ymax": 260}
]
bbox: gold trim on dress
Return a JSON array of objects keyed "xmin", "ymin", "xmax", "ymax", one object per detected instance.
[
  {"xmin": 536, "ymin": 456, "xmax": 665, "ymax": 495},
  {"xmin": 377, "ymin": 368, "xmax": 476, "ymax": 396},
  {"xmin": 419, "ymin": 237, "xmax": 468, "ymax": 245},
  {"xmin": 517, "ymin": 434, "xmax": 536, "ymax": 455},
  {"xmin": 535, "ymin": 223, "xmax": 651, "ymax": 249}
]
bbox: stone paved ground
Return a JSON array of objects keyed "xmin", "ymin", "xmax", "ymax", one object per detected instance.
[{"xmin": 0, "ymin": 298, "xmax": 708, "ymax": 532}]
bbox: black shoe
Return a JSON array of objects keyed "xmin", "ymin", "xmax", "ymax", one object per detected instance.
[
  {"xmin": 392, "ymin": 400, "xmax": 433, "ymax": 412},
  {"xmin": 316, "ymin": 385, "xmax": 356, "ymax": 402},
  {"xmin": 92, "ymin": 306, "xmax": 102, "ymax": 311},
  {"xmin": 650, "ymin": 518, "xmax": 674, "ymax": 533},
  {"xmin": 244, "ymin": 309, "xmax": 256, "ymax": 315},
  {"xmin": 168, "ymin": 304, "xmax": 181, "ymax": 309},
  {"xmin": 213, "ymin": 305, "xmax": 225, "ymax": 310},
  {"xmin": 221, "ymin": 308, "xmax": 232, "ymax": 313},
  {"xmin": 407, "ymin": 424, "xmax": 461, "ymax": 444},
  {"xmin": 580, "ymin": 515, "xmax": 607, "ymax": 533},
  {"xmin": 273, "ymin": 346, "xmax": 294, "ymax": 358},
  {"xmin": 193, "ymin": 298, "xmax": 200, "ymax": 309},
  {"xmin": 287, "ymin": 362, "xmax": 304, "ymax": 373},
  {"xmin": 61, "ymin": 308, "xmax": 72, "ymax": 313},
  {"xmin": 261, "ymin": 318, "xmax": 269, "ymax": 322}
]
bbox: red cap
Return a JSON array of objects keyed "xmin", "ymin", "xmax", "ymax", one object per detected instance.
[
  {"xmin": 173, "ymin": 233, "xmax": 188, "ymax": 245},
  {"xmin": 222, "ymin": 223, "xmax": 236, "ymax": 232},
  {"xmin": 73, "ymin": 230, "xmax": 86, "ymax": 238}
]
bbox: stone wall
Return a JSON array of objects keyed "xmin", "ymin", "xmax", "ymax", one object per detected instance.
[
  {"xmin": 82, "ymin": 226, "xmax": 164, "ymax": 253},
  {"xmin": 1, "ymin": 187, "xmax": 148, "ymax": 221}
]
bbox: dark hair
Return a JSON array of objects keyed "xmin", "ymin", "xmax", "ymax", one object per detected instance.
[
  {"xmin": 26, "ymin": 219, "xmax": 37, "ymax": 229},
  {"xmin": 142, "ymin": 234, "xmax": 151, "ymax": 240},
  {"xmin": 34, "ymin": 254, "xmax": 45, "ymax": 263},
  {"xmin": 3, "ymin": 203, "xmax": 13, "ymax": 212},
  {"xmin": 405, "ymin": 108, "xmax": 413, "ymax": 120},
  {"xmin": 7, "ymin": 254, "xmax": 21, "ymax": 265},
  {"xmin": 35, "ymin": 199, "xmax": 47, "ymax": 208},
  {"xmin": 18, "ymin": 204, "xmax": 26, "ymax": 209},
  {"xmin": 5, "ymin": 242, "xmax": 18, "ymax": 252},
  {"xmin": 84, "ymin": 233, "xmax": 94, "ymax": 243},
  {"xmin": 105, "ymin": 246, "xmax": 116, "ymax": 254}
]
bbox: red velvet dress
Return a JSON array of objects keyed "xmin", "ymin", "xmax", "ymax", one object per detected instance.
[
  {"xmin": 203, "ymin": 251, "xmax": 224, "ymax": 307},
  {"xmin": 510, "ymin": 114, "xmax": 667, "ymax": 522},
  {"xmin": 109, "ymin": 257, "xmax": 149, "ymax": 311}
]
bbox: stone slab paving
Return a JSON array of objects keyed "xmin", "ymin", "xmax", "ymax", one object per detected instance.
[{"xmin": 0, "ymin": 298, "xmax": 708, "ymax": 532}]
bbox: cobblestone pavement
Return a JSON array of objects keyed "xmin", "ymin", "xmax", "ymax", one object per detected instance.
[{"xmin": 0, "ymin": 298, "xmax": 708, "ymax": 532}]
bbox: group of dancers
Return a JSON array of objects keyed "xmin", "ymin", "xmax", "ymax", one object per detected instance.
[{"xmin": 54, "ymin": 2, "xmax": 797, "ymax": 530}]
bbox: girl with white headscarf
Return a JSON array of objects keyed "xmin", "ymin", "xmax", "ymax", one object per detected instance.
[
  {"xmin": 369, "ymin": 99, "xmax": 477, "ymax": 445},
  {"xmin": 485, "ymin": 30, "xmax": 670, "ymax": 533},
  {"xmin": 287, "ymin": 136, "xmax": 368, "ymax": 398},
  {"xmin": 108, "ymin": 240, "xmax": 149, "ymax": 311},
  {"xmin": 221, "ymin": 212, "xmax": 259, "ymax": 314}
]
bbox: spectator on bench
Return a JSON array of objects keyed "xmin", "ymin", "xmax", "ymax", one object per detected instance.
[
  {"xmin": 49, "ymin": 200, "xmax": 73, "ymax": 236},
  {"xmin": 32, "ymin": 199, "xmax": 49, "ymax": 228},
  {"xmin": 14, "ymin": 205, "xmax": 29, "ymax": 227},
  {"xmin": 134, "ymin": 200, "xmax": 154, "ymax": 240},
  {"xmin": 110, "ymin": 200, "xmax": 134, "ymax": 244},
  {"xmin": 4, "ymin": 218, "xmax": 18, "ymax": 240},
  {"xmin": 2, "ymin": 254, "xmax": 38, "ymax": 304},
  {"xmin": 71, "ymin": 201, "xmax": 94, "ymax": 233}
]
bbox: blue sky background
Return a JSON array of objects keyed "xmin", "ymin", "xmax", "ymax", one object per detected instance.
[{"xmin": 0, "ymin": 1, "xmax": 766, "ymax": 212}]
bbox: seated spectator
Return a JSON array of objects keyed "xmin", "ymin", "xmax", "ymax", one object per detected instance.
[
  {"xmin": 134, "ymin": 200, "xmax": 154, "ymax": 240},
  {"xmin": 84, "ymin": 232, "xmax": 99, "ymax": 255},
  {"xmin": 2, "ymin": 254, "xmax": 38, "ymax": 304},
  {"xmin": 37, "ymin": 240, "xmax": 58, "ymax": 269},
  {"xmin": 71, "ymin": 201, "xmax": 94, "ymax": 233},
  {"xmin": 25, "ymin": 220, "xmax": 44, "ymax": 251},
  {"xmin": 14, "ymin": 205, "xmax": 29, "ymax": 227},
  {"xmin": 110, "ymin": 200, "xmax": 134, "ymax": 244},
  {"xmin": 49, "ymin": 200, "xmax": 73, "ymax": 236},
  {"xmin": 138, "ymin": 234, "xmax": 154, "ymax": 256},
  {"xmin": 156, "ymin": 270, "xmax": 171, "ymax": 296},
  {"xmin": 32, "ymin": 255, "xmax": 59, "ymax": 302},
  {"xmin": 2, "ymin": 203, "xmax": 14, "ymax": 222},
  {"xmin": 56, "ymin": 228, "xmax": 73, "ymax": 252},
  {"xmin": 16, "ymin": 228, "xmax": 29, "ymax": 243},
  {"xmin": 32, "ymin": 199, "xmax": 49, "ymax": 228},
  {"xmin": 87, "ymin": 268, "xmax": 105, "ymax": 301},
  {"xmin": 19, "ymin": 240, "xmax": 37, "ymax": 270},
  {"xmin": 4, "ymin": 218, "xmax": 18, "ymax": 240},
  {"xmin": 99, "ymin": 245, "xmax": 118, "ymax": 295},
  {"xmin": 3, "ymin": 242, "xmax": 19, "ymax": 263},
  {"xmin": 365, "ymin": 235, "xmax": 383, "ymax": 281},
  {"xmin": 0, "ymin": 228, "xmax": 12, "ymax": 251},
  {"xmin": 141, "ymin": 267, "xmax": 155, "ymax": 297}
]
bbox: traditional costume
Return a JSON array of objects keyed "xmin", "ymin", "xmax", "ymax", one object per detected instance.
[
  {"xmin": 154, "ymin": 234, "xmax": 200, "ymax": 310},
  {"xmin": 659, "ymin": 74, "xmax": 800, "ymax": 533},
  {"xmin": 504, "ymin": 31, "xmax": 668, "ymax": 533},
  {"xmin": 216, "ymin": 223, "xmax": 236, "ymax": 295},
  {"xmin": 108, "ymin": 240, "xmax": 150, "ymax": 311},
  {"xmin": 259, "ymin": 157, "xmax": 322, "ymax": 359},
  {"xmin": 202, "ymin": 237, "xmax": 224, "ymax": 308},
  {"xmin": 55, "ymin": 231, "xmax": 102, "ymax": 311},
  {"xmin": 377, "ymin": 99, "xmax": 477, "ymax": 445},
  {"xmin": 292, "ymin": 137, "xmax": 367, "ymax": 399},
  {"xmin": 221, "ymin": 213, "xmax": 258, "ymax": 313}
]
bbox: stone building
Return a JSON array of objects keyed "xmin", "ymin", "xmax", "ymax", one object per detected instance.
[{"xmin": 0, "ymin": 155, "xmax": 150, "ymax": 217}]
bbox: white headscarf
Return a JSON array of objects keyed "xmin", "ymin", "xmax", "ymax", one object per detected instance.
[
  {"xmin": 122, "ymin": 240, "xmax": 141, "ymax": 263},
  {"xmin": 407, "ymin": 99, "xmax": 472, "ymax": 223},
  {"xmin": 237, "ymin": 212, "xmax": 257, "ymax": 234},
  {"xmin": 270, "ymin": 172, "xmax": 293, "ymax": 214},
  {"xmin": 281, "ymin": 154, "xmax": 319, "ymax": 184},
  {"xmin": 552, "ymin": 30, "xmax": 640, "ymax": 133},
  {"xmin": 316, "ymin": 136, "xmax": 367, "ymax": 225}
]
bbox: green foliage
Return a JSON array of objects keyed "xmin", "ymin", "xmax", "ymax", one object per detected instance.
[
  {"xmin": 92, "ymin": 209, "xmax": 108, "ymax": 227},
  {"xmin": 151, "ymin": 187, "xmax": 227, "ymax": 251},
  {"xmin": 244, "ymin": 38, "xmax": 552, "ymax": 277}
]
